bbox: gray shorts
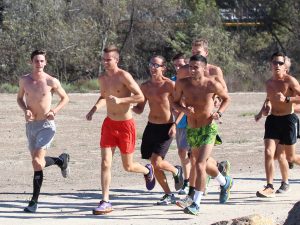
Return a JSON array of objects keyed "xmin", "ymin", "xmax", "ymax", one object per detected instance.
[
  {"xmin": 26, "ymin": 120, "xmax": 56, "ymax": 151},
  {"xmin": 176, "ymin": 128, "xmax": 190, "ymax": 150}
]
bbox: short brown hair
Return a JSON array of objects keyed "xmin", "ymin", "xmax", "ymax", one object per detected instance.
[
  {"xmin": 192, "ymin": 38, "xmax": 208, "ymax": 51},
  {"xmin": 172, "ymin": 53, "xmax": 185, "ymax": 61},
  {"xmin": 151, "ymin": 55, "xmax": 166, "ymax": 65},
  {"xmin": 270, "ymin": 51, "xmax": 285, "ymax": 61},
  {"xmin": 31, "ymin": 49, "xmax": 46, "ymax": 61},
  {"xmin": 103, "ymin": 45, "xmax": 119, "ymax": 60}
]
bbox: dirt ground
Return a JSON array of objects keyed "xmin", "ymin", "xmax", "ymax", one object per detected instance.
[{"xmin": 1, "ymin": 93, "xmax": 300, "ymax": 225}]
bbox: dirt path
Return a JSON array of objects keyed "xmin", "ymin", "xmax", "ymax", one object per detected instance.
[{"xmin": 0, "ymin": 93, "xmax": 299, "ymax": 224}]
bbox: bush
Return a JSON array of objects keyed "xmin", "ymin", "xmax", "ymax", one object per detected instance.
[{"xmin": 0, "ymin": 83, "xmax": 19, "ymax": 93}]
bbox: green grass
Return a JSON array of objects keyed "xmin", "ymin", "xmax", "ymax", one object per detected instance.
[
  {"xmin": 0, "ymin": 83, "xmax": 19, "ymax": 93},
  {"xmin": 0, "ymin": 79, "xmax": 100, "ymax": 94},
  {"xmin": 239, "ymin": 112, "xmax": 256, "ymax": 117},
  {"xmin": 62, "ymin": 79, "xmax": 99, "ymax": 93}
]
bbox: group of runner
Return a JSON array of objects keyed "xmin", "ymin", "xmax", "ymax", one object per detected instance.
[{"xmin": 17, "ymin": 38, "xmax": 300, "ymax": 216}]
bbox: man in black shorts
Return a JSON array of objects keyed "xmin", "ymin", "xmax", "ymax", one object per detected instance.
[
  {"xmin": 256, "ymin": 52, "xmax": 300, "ymax": 198},
  {"xmin": 132, "ymin": 55, "xmax": 184, "ymax": 205}
]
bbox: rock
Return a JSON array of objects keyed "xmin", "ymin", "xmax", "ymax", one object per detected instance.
[
  {"xmin": 283, "ymin": 201, "xmax": 300, "ymax": 225},
  {"xmin": 211, "ymin": 214, "xmax": 275, "ymax": 225}
]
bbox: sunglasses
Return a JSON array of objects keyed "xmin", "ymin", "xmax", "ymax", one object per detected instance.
[
  {"xmin": 149, "ymin": 62, "xmax": 164, "ymax": 69},
  {"xmin": 272, "ymin": 61, "xmax": 285, "ymax": 66}
]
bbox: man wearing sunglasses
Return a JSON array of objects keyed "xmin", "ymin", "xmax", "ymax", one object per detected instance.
[
  {"xmin": 132, "ymin": 55, "xmax": 184, "ymax": 205},
  {"xmin": 255, "ymin": 56, "xmax": 298, "ymax": 195},
  {"xmin": 256, "ymin": 51, "xmax": 300, "ymax": 198}
]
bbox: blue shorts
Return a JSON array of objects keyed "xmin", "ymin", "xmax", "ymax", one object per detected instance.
[{"xmin": 176, "ymin": 128, "xmax": 190, "ymax": 150}]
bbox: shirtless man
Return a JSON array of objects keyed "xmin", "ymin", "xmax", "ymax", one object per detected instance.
[
  {"xmin": 132, "ymin": 55, "xmax": 183, "ymax": 205},
  {"xmin": 255, "ymin": 56, "xmax": 295, "ymax": 194},
  {"xmin": 177, "ymin": 38, "xmax": 227, "ymax": 92},
  {"xmin": 17, "ymin": 49, "xmax": 70, "ymax": 213},
  {"xmin": 173, "ymin": 54, "xmax": 233, "ymax": 215},
  {"xmin": 176, "ymin": 39, "xmax": 230, "ymax": 207},
  {"xmin": 86, "ymin": 45, "xmax": 155, "ymax": 214},
  {"xmin": 256, "ymin": 52, "xmax": 300, "ymax": 198},
  {"xmin": 171, "ymin": 53, "xmax": 191, "ymax": 195}
]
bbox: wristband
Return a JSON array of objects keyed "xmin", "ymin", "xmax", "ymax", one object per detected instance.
[
  {"xmin": 285, "ymin": 96, "xmax": 290, "ymax": 103},
  {"xmin": 217, "ymin": 111, "xmax": 222, "ymax": 117}
]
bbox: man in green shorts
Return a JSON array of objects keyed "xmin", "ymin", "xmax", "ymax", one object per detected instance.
[{"xmin": 173, "ymin": 54, "xmax": 234, "ymax": 215}]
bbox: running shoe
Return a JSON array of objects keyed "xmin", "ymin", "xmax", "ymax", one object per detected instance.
[
  {"xmin": 24, "ymin": 200, "xmax": 38, "ymax": 213},
  {"xmin": 178, "ymin": 181, "xmax": 189, "ymax": 195},
  {"xmin": 218, "ymin": 160, "xmax": 231, "ymax": 177},
  {"xmin": 203, "ymin": 175, "xmax": 211, "ymax": 196},
  {"xmin": 59, "ymin": 153, "xmax": 70, "ymax": 178},
  {"xmin": 184, "ymin": 202, "xmax": 200, "ymax": 216},
  {"xmin": 288, "ymin": 162, "xmax": 294, "ymax": 169},
  {"xmin": 93, "ymin": 200, "xmax": 113, "ymax": 215},
  {"xmin": 276, "ymin": 182, "xmax": 290, "ymax": 194},
  {"xmin": 219, "ymin": 176, "xmax": 233, "ymax": 204},
  {"xmin": 173, "ymin": 165, "xmax": 184, "ymax": 191},
  {"xmin": 176, "ymin": 195, "xmax": 193, "ymax": 208},
  {"xmin": 256, "ymin": 185, "xmax": 275, "ymax": 198},
  {"xmin": 144, "ymin": 164, "xmax": 156, "ymax": 190},
  {"xmin": 156, "ymin": 194, "xmax": 176, "ymax": 205}
]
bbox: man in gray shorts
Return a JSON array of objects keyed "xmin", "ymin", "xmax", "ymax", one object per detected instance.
[
  {"xmin": 17, "ymin": 49, "xmax": 70, "ymax": 213},
  {"xmin": 171, "ymin": 53, "xmax": 191, "ymax": 195}
]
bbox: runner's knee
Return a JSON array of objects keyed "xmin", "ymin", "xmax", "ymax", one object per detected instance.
[{"xmin": 32, "ymin": 157, "xmax": 44, "ymax": 171}]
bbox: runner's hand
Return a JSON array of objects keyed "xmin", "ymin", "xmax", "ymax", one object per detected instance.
[
  {"xmin": 25, "ymin": 109, "xmax": 34, "ymax": 121},
  {"xmin": 275, "ymin": 92, "xmax": 286, "ymax": 103},
  {"xmin": 254, "ymin": 112, "xmax": 262, "ymax": 122},
  {"xmin": 45, "ymin": 110, "xmax": 55, "ymax": 120},
  {"xmin": 168, "ymin": 124, "xmax": 176, "ymax": 138},
  {"xmin": 185, "ymin": 106, "xmax": 195, "ymax": 116},
  {"xmin": 108, "ymin": 95, "xmax": 121, "ymax": 104}
]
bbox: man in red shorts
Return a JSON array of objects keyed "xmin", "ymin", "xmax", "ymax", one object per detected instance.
[{"xmin": 86, "ymin": 45, "xmax": 155, "ymax": 215}]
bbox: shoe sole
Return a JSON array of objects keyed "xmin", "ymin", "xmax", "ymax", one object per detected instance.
[
  {"xmin": 174, "ymin": 166, "xmax": 184, "ymax": 191},
  {"xmin": 222, "ymin": 161, "xmax": 231, "ymax": 177},
  {"xmin": 24, "ymin": 207, "xmax": 37, "ymax": 213},
  {"xmin": 176, "ymin": 201, "xmax": 189, "ymax": 208},
  {"xmin": 256, "ymin": 191, "xmax": 275, "ymax": 198},
  {"xmin": 145, "ymin": 164, "xmax": 155, "ymax": 191},
  {"xmin": 220, "ymin": 178, "xmax": 233, "ymax": 204},
  {"xmin": 61, "ymin": 154, "xmax": 70, "ymax": 178},
  {"xmin": 93, "ymin": 209, "xmax": 113, "ymax": 215},
  {"xmin": 184, "ymin": 207, "xmax": 199, "ymax": 216},
  {"xmin": 276, "ymin": 190, "xmax": 290, "ymax": 194}
]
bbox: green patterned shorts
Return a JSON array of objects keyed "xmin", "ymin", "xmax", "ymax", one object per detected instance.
[{"xmin": 187, "ymin": 123, "xmax": 221, "ymax": 148}]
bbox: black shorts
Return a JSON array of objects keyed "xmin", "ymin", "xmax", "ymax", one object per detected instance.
[
  {"xmin": 264, "ymin": 113, "xmax": 299, "ymax": 145},
  {"xmin": 141, "ymin": 122, "xmax": 173, "ymax": 159}
]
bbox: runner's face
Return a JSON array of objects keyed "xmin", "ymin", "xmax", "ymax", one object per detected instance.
[
  {"xmin": 271, "ymin": 56, "xmax": 285, "ymax": 76},
  {"xmin": 172, "ymin": 58, "xmax": 186, "ymax": 71},
  {"xmin": 102, "ymin": 52, "xmax": 118, "ymax": 70},
  {"xmin": 189, "ymin": 60, "xmax": 206, "ymax": 78},
  {"xmin": 31, "ymin": 55, "xmax": 46, "ymax": 72},
  {"xmin": 149, "ymin": 57, "xmax": 165, "ymax": 77}
]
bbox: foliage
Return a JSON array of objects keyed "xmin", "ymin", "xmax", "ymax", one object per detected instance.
[
  {"xmin": 0, "ymin": 82, "xmax": 18, "ymax": 93},
  {"xmin": 0, "ymin": 0, "xmax": 300, "ymax": 92}
]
